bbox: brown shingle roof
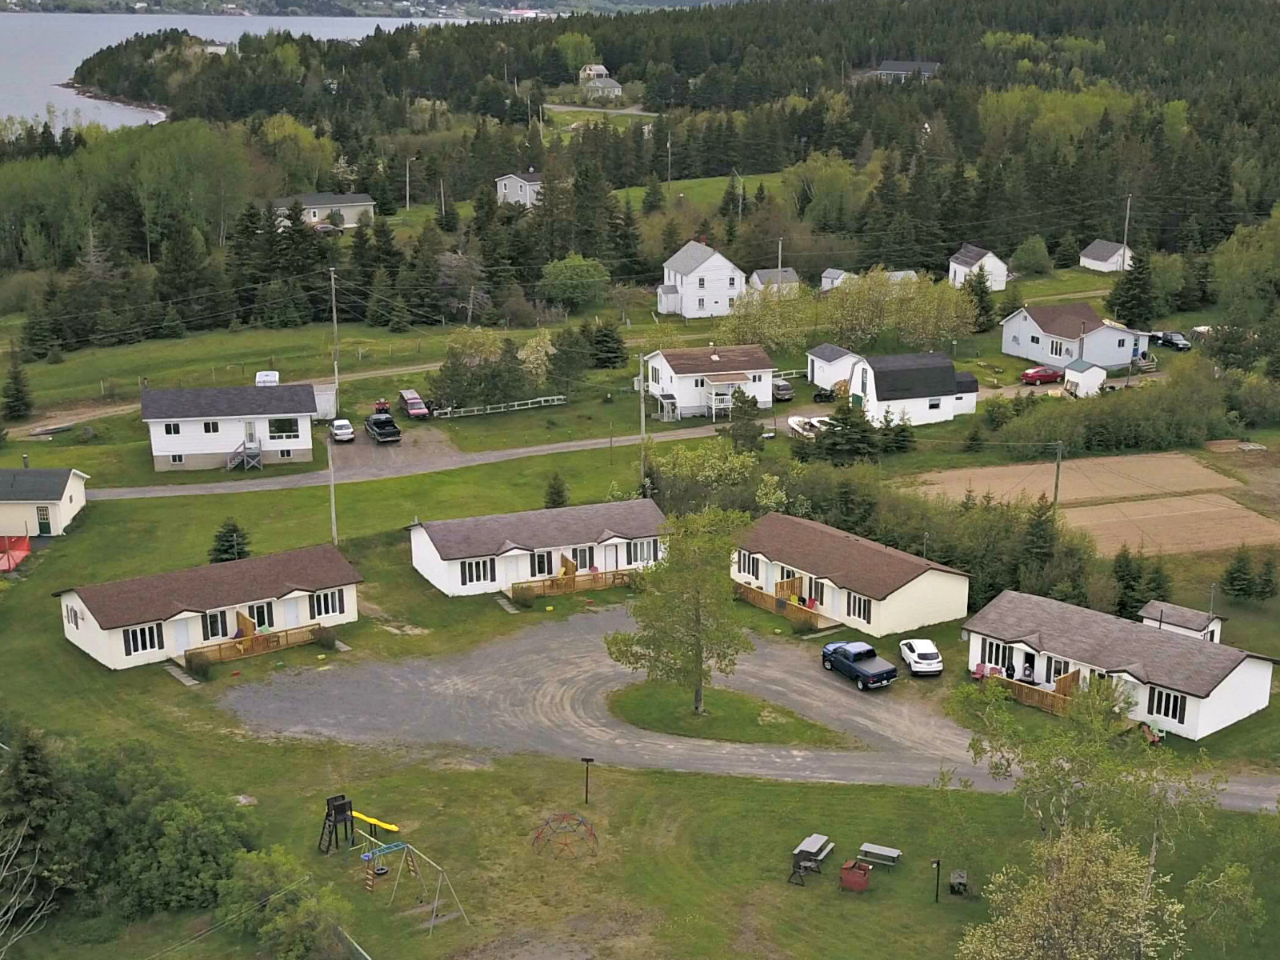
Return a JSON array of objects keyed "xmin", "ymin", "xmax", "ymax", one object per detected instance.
[
  {"xmin": 964, "ymin": 590, "xmax": 1262, "ymax": 699},
  {"xmin": 739, "ymin": 513, "xmax": 967, "ymax": 600},
  {"xmin": 1020, "ymin": 303, "xmax": 1105, "ymax": 339},
  {"xmin": 57, "ymin": 545, "xmax": 362, "ymax": 630},
  {"xmin": 654, "ymin": 345, "xmax": 773, "ymax": 375},
  {"xmin": 413, "ymin": 499, "xmax": 665, "ymax": 561}
]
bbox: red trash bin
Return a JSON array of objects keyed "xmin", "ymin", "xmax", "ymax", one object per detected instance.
[{"xmin": 840, "ymin": 860, "xmax": 871, "ymax": 892}]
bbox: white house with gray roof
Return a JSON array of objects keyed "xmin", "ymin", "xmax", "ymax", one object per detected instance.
[
  {"xmin": 821, "ymin": 268, "xmax": 917, "ymax": 291},
  {"xmin": 141, "ymin": 384, "xmax": 317, "ymax": 472},
  {"xmin": 273, "ymin": 193, "xmax": 375, "ymax": 228},
  {"xmin": 1140, "ymin": 600, "xmax": 1225, "ymax": 643},
  {"xmin": 496, "ymin": 170, "xmax": 544, "ymax": 207},
  {"xmin": 0, "ymin": 467, "xmax": 89, "ymax": 537},
  {"xmin": 584, "ymin": 77, "xmax": 622, "ymax": 99},
  {"xmin": 1079, "ymin": 239, "xmax": 1133, "ymax": 273},
  {"xmin": 408, "ymin": 499, "xmax": 666, "ymax": 597},
  {"xmin": 806, "ymin": 343, "xmax": 856, "ymax": 391},
  {"xmin": 965, "ymin": 590, "xmax": 1273, "ymax": 740},
  {"xmin": 748, "ymin": 267, "xmax": 801, "ymax": 297},
  {"xmin": 872, "ymin": 59, "xmax": 941, "ymax": 82},
  {"xmin": 657, "ymin": 240, "xmax": 746, "ymax": 318},
  {"xmin": 948, "ymin": 243, "xmax": 1008, "ymax": 291}
]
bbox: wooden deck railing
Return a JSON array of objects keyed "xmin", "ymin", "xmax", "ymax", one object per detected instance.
[
  {"xmin": 509, "ymin": 570, "xmax": 632, "ymax": 601},
  {"xmin": 734, "ymin": 582, "xmax": 837, "ymax": 631},
  {"xmin": 185, "ymin": 624, "xmax": 318, "ymax": 666},
  {"xmin": 774, "ymin": 577, "xmax": 804, "ymax": 599},
  {"xmin": 987, "ymin": 668, "xmax": 1080, "ymax": 716}
]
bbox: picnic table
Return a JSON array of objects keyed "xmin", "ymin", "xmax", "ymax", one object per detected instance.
[
  {"xmin": 856, "ymin": 842, "xmax": 903, "ymax": 869},
  {"xmin": 788, "ymin": 833, "xmax": 836, "ymax": 886}
]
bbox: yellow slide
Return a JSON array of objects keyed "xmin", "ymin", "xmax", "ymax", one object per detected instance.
[{"xmin": 351, "ymin": 810, "xmax": 400, "ymax": 832}]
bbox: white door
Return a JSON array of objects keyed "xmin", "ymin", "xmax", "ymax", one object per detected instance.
[
  {"xmin": 283, "ymin": 598, "xmax": 301, "ymax": 628},
  {"xmin": 603, "ymin": 544, "xmax": 617, "ymax": 572},
  {"xmin": 244, "ymin": 420, "xmax": 256, "ymax": 444},
  {"xmin": 170, "ymin": 619, "xmax": 190, "ymax": 656},
  {"xmin": 505, "ymin": 556, "xmax": 523, "ymax": 588}
]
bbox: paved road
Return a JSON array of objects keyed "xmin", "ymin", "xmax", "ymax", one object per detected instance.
[{"xmin": 219, "ymin": 608, "xmax": 1280, "ymax": 811}]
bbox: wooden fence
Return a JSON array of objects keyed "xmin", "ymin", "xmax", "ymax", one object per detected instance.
[
  {"xmin": 434, "ymin": 395, "xmax": 566, "ymax": 419},
  {"xmin": 510, "ymin": 570, "xmax": 632, "ymax": 601},
  {"xmin": 733, "ymin": 582, "xmax": 836, "ymax": 631},
  {"xmin": 774, "ymin": 576, "xmax": 804, "ymax": 599},
  {"xmin": 185, "ymin": 624, "xmax": 318, "ymax": 666},
  {"xmin": 987, "ymin": 668, "xmax": 1080, "ymax": 717}
]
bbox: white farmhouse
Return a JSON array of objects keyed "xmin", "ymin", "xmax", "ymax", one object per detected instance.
[
  {"xmin": 584, "ymin": 77, "xmax": 623, "ymax": 99},
  {"xmin": 140, "ymin": 384, "xmax": 317, "ymax": 472},
  {"xmin": 578, "ymin": 63, "xmax": 610, "ymax": 82},
  {"xmin": 409, "ymin": 499, "xmax": 665, "ymax": 597},
  {"xmin": 0, "ymin": 467, "xmax": 89, "ymax": 537},
  {"xmin": 495, "ymin": 170, "xmax": 543, "ymax": 207},
  {"xmin": 1079, "ymin": 239, "xmax": 1133, "ymax": 273},
  {"xmin": 732, "ymin": 513, "xmax": 969, "ymax": 638},
  {"xmin": 806, "ymin": 343, "xmax": 856, "ymax": 391},
  {"xmin": 273, "ymin": 192, "xmax": 375, "ymax": 228},
  {"xmin": 54, "ymin": 545, "xmax": 362, "ymax": 671},
  {"xmin": 657, "ymin": 240, "xmax": 746, "ymax": 318},
  {"xmin": 1140, "ymin": 600, "xmax": 1226, "ymax": 644},
  {"xmin": 747, "ymin": 267, "xmax": 801, "ymax": 297},
  {"xmin": 948, "ymin": 243, "xmax": 1008, "ymax": 292},
  {"xmin": 644, "ymin": 344, "xmax": 774, "ymax": 421},
  {"xmin": 965, "ymin": 590, "xmax": 1273, "ymax": 741},
  {"xmin": 847, "ymin": 352, "xmax": 978, "ymax": 426},
  {"xmin": 1001, "ymin": 302, "xmax": 1149, "ymax": 371}
]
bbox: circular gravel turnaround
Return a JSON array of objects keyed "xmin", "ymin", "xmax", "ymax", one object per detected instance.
[{"xmin": 219, "ymin": 606, "xmax": 1280, "ymax": 812}]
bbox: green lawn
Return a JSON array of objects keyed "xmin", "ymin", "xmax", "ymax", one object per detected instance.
[
  {"xmin": 608, "ymin": 681, "xmax": 851, "ymax": 747},
  {"xmin": 0, "ymin": 414, "xmax": 328, "ymax": 487},
  {"xmin": 1016, "ymin": 266, "xmax": 1117, "ymax": 302},
  {"xmin": 615, "ymin": 172, "xmax": 788, "ymax": 214},
  {"xmin": 544, "ymin": 108, "xmax": 648, "ymax": 134}
]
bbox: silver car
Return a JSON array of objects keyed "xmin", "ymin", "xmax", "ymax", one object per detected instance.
[{"xmin": 329, "ymin": 419, "xmax": 356, "ymax": 442}]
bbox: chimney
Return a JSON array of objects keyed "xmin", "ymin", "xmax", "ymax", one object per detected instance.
[
  {"xmin": 709, "ymin": 341, "xmax": 719, "ymax": 362},
  {"xmin": 22, "ymin": 454, "xmax": 29, "ymax": 469}
]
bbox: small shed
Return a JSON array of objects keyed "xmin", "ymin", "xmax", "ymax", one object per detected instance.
[{"xmin": 1064, "ymin": 358, "xmax": 1105, "ymax": 398}]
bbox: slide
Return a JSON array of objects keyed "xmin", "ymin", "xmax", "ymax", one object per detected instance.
[{"xmin": 351, "ymin": 810, "xmax": 400, "ymax": 832}]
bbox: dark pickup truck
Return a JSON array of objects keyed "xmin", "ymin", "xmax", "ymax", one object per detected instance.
[
  {"xmin": 822, "ymin": 640, "xmax": 898, "ymax": 691},
  {"xmin": 364, "ymin": 413, "xmax": 402, "ymax": 443}
]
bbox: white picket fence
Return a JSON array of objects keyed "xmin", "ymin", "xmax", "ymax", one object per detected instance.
[
  {"xmin": 776, "ymin": 368, "xmax": 808, "ymax": 380},
  {"xmin": 433, "ymin": 395, "xmax": 567, "ymax": 419}
]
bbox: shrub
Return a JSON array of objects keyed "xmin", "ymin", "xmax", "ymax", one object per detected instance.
[
  {"xmin": 313, "ymin": 626, "xmax": 337, "ymax": 651},
  {"xmin": 185, "ymin": 652, "xmax": 212, "ymax": 681},
  {"xmin": 1010, "ymin": 235, "xmax": 1053, "ymax": 276}
]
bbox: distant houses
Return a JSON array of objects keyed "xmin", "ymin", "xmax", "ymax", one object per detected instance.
[
  {"xmin": 273, "ymin": 192, "xmax": 374, "ymax": 228},
  {"xmin": 1001, "ymin": 302, "xmax": 1150, "ymax": 370},
  {"xmin": 747, "ymin": 268, "xmax": 800, "ymax": 297},
  {"xmin": 948, "ymin": 244, "xmax": 1008, "ymax": 291},
  {"xmin": 657, "ymin": 240, "xmax": 746, "ymax": 318},
  {"xmin": 584, "ymin": 77, "xmax": 623, "ymax": 99},
  {"xmin": 496, "ymin": 170, "xmax": 543, "ymax": 208},
  {"xmin": 872, "ymin": 60, "xmax": 941, "ymax": 82},
  {"xmin": 1079, "ymin": 239, "xmax": 1133, "ymax": 273},
  {"xmin": 821, "ymin": 268, "xmax": 918, "ymax": 290},
  {"xmin": 578, "ymin": 63, "xmax": 610, "ymax": 83}
]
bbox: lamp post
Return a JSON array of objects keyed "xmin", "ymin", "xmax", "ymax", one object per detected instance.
[
  {"xmin": 581, "ymin": 757, "xmax": 595, "ymax": 805},
  {"xmin": 931, "ymin": 858, "xmax": 941, "ymax": 903}
]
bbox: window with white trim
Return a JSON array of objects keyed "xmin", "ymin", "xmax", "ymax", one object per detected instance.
[
  {"xmin": 1117, "ymin": 338, "xmax": 1126, "ymax": 348},
  {"xmin": 572, "ymin": 546, "xmax": 596, "ymax": 570},
  {"xmin": 694, "ymin": 377, "xmax": 705, "ymax": 388},
  {"xmin": 461, "ymin": 558, "xmax": 495, "ymax": 586},
  {"xmin": 980, "ymin": 638, "xmax": 1013, "ymax": 670},
  {"xmin": 1206, "ymin": 628, "xmax": 1216, "ymax": 643},
  {"xmin": 207, "ymin": 610, "xmax": 228, "ymax": 639},
  {"xmin": 1147, "ymin": 686, "xmax": 1187, "ymax": 724},
  {"xmin": 170, "ymin": 455, "xmax": 185, "ymax": 465},
  {"xmin": 807, "ymin": 577, "xmax": 826, "ymax": 606},
  {"xmin": 846, "ymin": 592, "xmax": 871, "ymax": 624},
  {"xmin": 780, "ymin": 566, "xmax": 797, "ymax": 581},
  {"xmin": 164, "ymin": 422, "xmax": 181, "ymax": 435},
  {"xmin": 65, "ymin": 605, "xmax": 80, "ymax": 629},
  {"xmin": 123, "ymin": 623, "xmax": 163, "ymax": 657},
  {"xmin": 628, "ymin": 539, "xmax": 657, "ymax": 565},
  {"xmin": 203, "ymin": 421, "xmax": 219, "ymax": 434},
  {"xmin": 728, "ymin": 297, "xmax": 735, "ymax": 308},
  {"xmin": 751, "ymin": 373, "xmax": 762, "ymax": 383},
  {"xmin": 310, "ymin": 589, "xmax": 346, "ymax": 618},
  {"xmin": 697, "ymin": 297, "xmax": 705, "ymax": 310},
  {"xmin": 1046, "ymin": 656, "xmax": 1071, "ymax": 682},
  {"xmin": 650, "ymin": 365, "xmax": 659, "ymax": 383},
  {"xmin": 532, "ymin": 551, "xmax": 553, "ymax": 576},
  {"xmin": 698, "ymin": 277, "xmax": 705, "ymax": 289},
  {"xmin": 268, "ymin": 418, "xmax": 301, "ymax": 440},
  {"xmin": 1050, "ymin": 340, "xmax": 1064, "ymax": 357},
  {"xmin": 502, "ymin": 182, "xmax": 508, "ymax": 193},
  {"xmin": 279, "ymin": 449, "xmax": 293, "ymax": 459},
  {"xmin": 928, "ymin": 397, "xmax": 942, "ymax": 409},
  {"xmin": 1030, "ymin": 335, "xmax": 1041, "ymax": 345},
  {"xmin": 728, "ymin": 276, "xmax": 735, "ymax": 288},
  {"xmin": 735, "ymin": 550, "xmax": 759, "ymax": 580},
  {"xmin": 249, "ymin": 602, "xmax": 274, "ymax": 630}
]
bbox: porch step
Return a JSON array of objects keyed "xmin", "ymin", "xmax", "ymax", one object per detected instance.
[
  {"xmin": 163, "ymin": 663, "xmax": 200, "ymax": 687},
  {"xmin": 334, "ymin": 640, "xmax": 352, "ymax": 652},
  {"xmin": 494, "ymin": 595, "xmax": 521, "ymax": 615}
]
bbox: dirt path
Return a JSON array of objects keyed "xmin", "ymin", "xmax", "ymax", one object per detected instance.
[
  {"xmin": 1023, "ymin": 288, "xmax": 1113, "ymax": 303},
  {"xmin": 543, "ymin": 103, "xmax": 657, "ymax": 117},
  {"xmin": 218, "ymin": 607, "xmax": 1280, "ymax": 812}
]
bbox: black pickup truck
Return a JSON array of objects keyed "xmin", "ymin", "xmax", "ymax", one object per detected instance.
[
  {"xmin": 822, "ymin": 640, "xmax": 898, "ymax": 691},
  {"xmin": 364, "ymin": 412, "xmax": 402, "ymax": 443}
]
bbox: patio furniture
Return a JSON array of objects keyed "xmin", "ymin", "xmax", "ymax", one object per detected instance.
[
  {"xmin": 949, "ymin": 870, "xmax": 968, "ymax": 896},
  {"xmin": 971, "ymin": 662, "xmax": 991, "ymax": 681},
  {"xmin": 789, "ymin": 834, "xmax": 833, "ymax": 886},
  {"xmin": 856, "ymin": 842, "xmax": 903, "ymax": 870},
  {"xmin": 840, "ymin": 860, "xmax": 871, "ymax": 893}
]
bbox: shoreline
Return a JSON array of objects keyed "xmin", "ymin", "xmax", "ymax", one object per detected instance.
[
  {"xmin": 2, "ymin": 9, "xmax": 477, "ymax": 19},
  {"xmin": 55, "ymin": 81, "xmax": 167, "ymax": 121}
]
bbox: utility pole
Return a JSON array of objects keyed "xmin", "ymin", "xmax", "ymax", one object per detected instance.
[
  {"xmin": 329, "ymin": 268, "xmax": 340, "ymax": 404},
  {"xmin": 1052, "ymin": 440, "xmax": 1064, "ymax": 506},
  {"xmin": 465, "ymin": 287, "xmax": 475, "ymax": 325},
  {"xmin": 1121, "ymin": 193, "xmax": 1132, "ymax": 263},
  {"xmin": 328, "ymin": 437, "xmax": 338, "ymax": 546},
  {"xmin": 405, "ymin": 158, "xmax": 413, "ymax": 211},
  {"xmin": 732, "ymin": 167, "xmax": 743, "ymax": 225},
  {"xmin": 639, "ymin": 352, "xmax": 647, "ymax": 490},
  {"xmin": 439, "ymin": 179, "xmax": 445, "ymax": 219},
  {"xmin": 777, "ymin": 237, "xmax": 783, "ymax": 274},
  {"xmin": 666, "ymin": 132, "xmax": 672, "ymax": 198}
]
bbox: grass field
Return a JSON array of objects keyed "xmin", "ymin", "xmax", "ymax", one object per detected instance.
[
  {"xmin": 608, "ymin": 681, "xmax": 850, "ymax": 747},
  {"xmin": 1016, "ymin": 266, "xmax": 1117, "ymax": 302},
  {"xmin": 615, "ymin": 172, "xmax": 788, "ymax": 214}
]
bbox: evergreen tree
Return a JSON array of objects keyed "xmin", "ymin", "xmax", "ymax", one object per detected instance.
[
  {"xmin": 1254, "ymin": 556, "xmax": 1278, "ymax": 601},
  {"xmin": 660, "ymin": 219, "xmax": 681, "ymax": 258},
  {"xmin": 544, "ymin": 472, "xmax": 569, "ymax": 509},
  {"xmin": 388, "ymin": 296, "xmax": 412, "ymax": 333},
  {"xmin": 1221, "ymin": 545, "xmax": 1256, "ymax": 599},
  {"xmin": 2, "ymin": 338, "xmax": 33, "ymax": 420},
  {"xmin": 590, "ymin": 322, "xmax": 627, "ymax": 369},
  {"xmin": 349, "ymin": 213, "xmax": 376, "ymax": 291},
  {"xmin": 1142, "ymin": 555, "xmax": 1173, "ymax": 604},
  {"xmin": 754, "ymin": 182, "xmax": 767, "ymax": 207},
  {"xmin": 717, "ymin": 388, "xmax": 763, "ymax": 453},
  {"xmin": 548, "ymin": 325, "xmax": 592, "ymax": 386},
  {"xmin": 371, "ymin": 216, "xmax": 404, "ymax": 281},
  {"xmin": 45, "ymin": 341, "xmax": 64, "ymax": 364},
  {"xmin": 399, "ymin": 222, "xmax": 445, "ymax": 321},
  {"xmin": 813, "ymin": 401, "xmax": 878, "ymax": 466},
  {"xmin": 642, "ymin": 176, "xmax": 665, "ymax": 215},
  {"xmin": 438, "ymin": 199, "xmax": 461, "ymax": 233},
  {"xmin": 964, "ymin": 266, "xmax": 996, "ymax": 332},
  {"xmin": 1054, "ymin": 232, "xmax": 1081, "ymax": 269},
  {"xmin": 0, "ymin": 726, "xmax": 77, "ymax": 905},
  {"xmin": 209, "ymin": 518, "xmax": 252, "ymax": 563},
  {"xmin": 366, "ymin": 269, "xmax": 393, "ymax": 327},
  {"xmin": 159, "ymin": 304, "xmax": 186, "ymax": 339},
  {"xmin": 997, "ymin": 284, "xmax": 1022, "ymax": 321},
  {"xmin": 1105, "ymin": 248, "xmax": 1156, "ymax": 329},
  {"xmin": 890, "ymin": 413, "xmax": 916, "ymax": 453},
  {"xmin": 1022, "ymin": 493, "xmax": 1057, "ymax": 570},
  {"xmin": 964, "ymin": 420, "xmax": 984, "ymax": 452},
  {"xmin": 154, "ymin": 219, "xmax": 210, "ymax": 324},
  {"xmin": 717, "ymin": 177, "xmax": 738, "ymax": 218},
  {"xmin": 1112, "ymin": 543, "xmax": 1145, "ymax": 619},
  {"xmin": 610, "ymin": 198, "xmax": 644, "ymax": 282}
]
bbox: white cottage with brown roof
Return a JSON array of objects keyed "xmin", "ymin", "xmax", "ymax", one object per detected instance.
[
  {"xmin": 53, "ymin": 545, "xmax": 362, "ymax": 670},
  {"xmin": 731, "ymin": 513, "xmax": 970, "ymax": 638},
  {"xmin": 644, "ymin": 344, "xmax": 774, "ymax": 421},
  {"xmin": 1000, "ymin": 302, "xmax": 1149, "ymax": 370},
  {"xmin": 408, "ymin": 499, "xmax": 666, "ymax": 597},
  {"xmin": 965, "ymin": 591, "xmax": 1272, "ymax": 740}
]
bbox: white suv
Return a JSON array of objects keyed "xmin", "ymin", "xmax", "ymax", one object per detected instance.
[{"xmin": 899, "ymin": 638, "xmax": 944, "ymax": 676}]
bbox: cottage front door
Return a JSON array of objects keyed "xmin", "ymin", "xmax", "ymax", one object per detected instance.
[
  {"xmin": 244, "ymin": 420, "xmax": 256, "ymax": 445},
  {"xmin": 603, "ymin": 544, "xmax": 617, "ymax": 571}
]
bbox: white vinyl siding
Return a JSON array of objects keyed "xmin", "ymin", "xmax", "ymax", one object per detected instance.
[
  {"xmin": 1148, "ymin": 685, "xmax": 1187, "ymax": 725},
  {"xmin": 309, "ymin": 588, "xmax": 346, "ymax": 618},
  {"xmin": 847, "ymin": 592, "xmax": 871, "ymax": 624},
  {"xmin": 123, "ymin": 623, "xmax": 163, "ymax": 658}
]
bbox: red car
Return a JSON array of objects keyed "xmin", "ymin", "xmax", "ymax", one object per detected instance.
[{"xmin": 1020, "ymin": 366, "xmax": 1064, "ymax": 386}]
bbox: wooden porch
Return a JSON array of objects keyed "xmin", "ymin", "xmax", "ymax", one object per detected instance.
[
  {"xmin": 733, "ymin": 582, "xmax": 839, "ymax": 631},
  {"xmin": 184, "ymin": 618, "xmax": 319, "ymax": 666},
  {"xmin": 509, "ymin": 559, "xmax": 634, "ymax": 602},
  {"xmin": 985, "ymin": 668, "xmax": 1080, "ymax": 716}
]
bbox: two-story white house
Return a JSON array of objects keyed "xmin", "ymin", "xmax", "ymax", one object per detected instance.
[
  {"xmin": 948, "ymin": 243, "xmax": 1008, "ymax": 292},
  {"xmin": 1139, "ymin": 600, "xmax": 1226, "ymax": 643},
  {"xmin": 965, "ymin": 590, "xmax": 1273, "ymax": 741},
  {"xmin": 644, "ymin": 344, "xmax": 774, "ymax": 421},
  {"xmin": 578, "ymin": 63, "xmax": 610, "ymax": 82},
  {"xmin": 806, "ymin": 343, "xmax": 856, "ymax": 391},
  {"xmin": 409, "ymin": 499, "xmax": 665, "ymax": 597},
  {"xmin": 273, "ymin": 192, "xmax": 375, "ymax": 228},
  {"xmin": 732, "ymin": 513, "xmax": 970, "ymax": 638},
  {"xmin": 1079, "ymin": 239, "xmax": 1133, "ymax": 273},
  {"xmin": 657, "ymin": 241, "xmax": 746, "ymax": 318},
  {"xmin": 847, "ymin": 352, "xmax": 978, "ymax": 426},
  {"xmin": 747, "ymin": 268, "xmax": 801, "ymax": 297},
  {"xmin": 1000, "ymin": 302, "xmax": 1149, "ymax": 371},
  {"xmin": 0, "ymin": 467, "xmax": 89, "ymax": 537},
  {"xmin": 495, "ymin": 170, "xmax": 543, "ymax": 207},
  {"xmin": 54, "ymin": 544, "xmax": 362, "ymax": 671},
  {"xmin": 141, "ymin": 384, "xmax": 317, "ymax": 472}
]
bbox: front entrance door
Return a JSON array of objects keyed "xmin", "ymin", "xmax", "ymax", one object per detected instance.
[
  {"xmin": 36, "ymin": 506, "xmax": 51, "ymax": 536},
  {"xmin": 1023, "ymin": 651, "xmax": 1035, "ymax": 680},
  {"xmin": 603, "ymin": 544, "xmax": 617, "ymax": 572},
  {"xmin": 244, "ymin": 420, "xmax": 256, "ymax": 444}
]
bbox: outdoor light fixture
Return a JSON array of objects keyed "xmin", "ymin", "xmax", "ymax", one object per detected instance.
[
  {"xmin": 931, "ymin": 858, "xmax": 941, "ymax": 903},
  {"xmin": 581, "ymin": 757, "xmax": 595, "ymax": 805}
]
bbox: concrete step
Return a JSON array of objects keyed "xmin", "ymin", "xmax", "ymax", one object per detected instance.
[
  {"xmin": 163, "ymin": 663, "xmax": 200, "ymax": 687},
  {"xmin": 494, "ymin": 595, "xmax": 520, "ymax": 615}
]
